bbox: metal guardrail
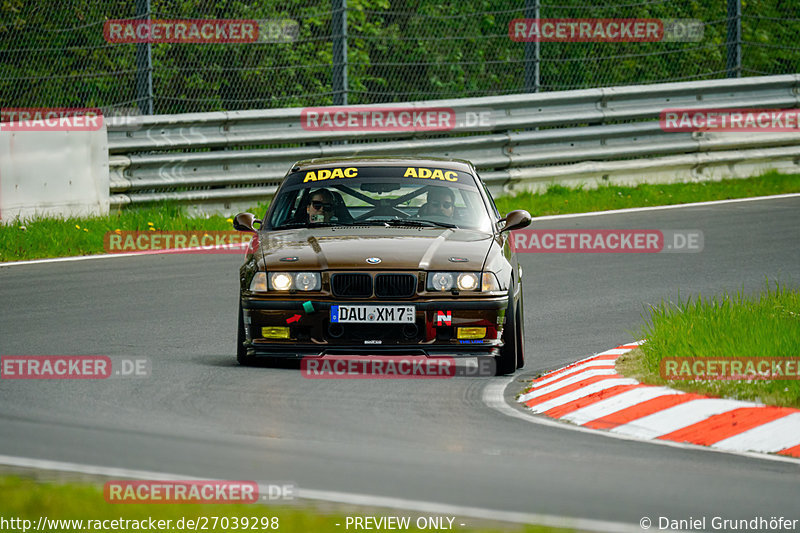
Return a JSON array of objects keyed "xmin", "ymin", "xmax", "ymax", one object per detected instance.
[{"xmin": 108, "ymin": 74, "xmax": 800, "ymax": 210}]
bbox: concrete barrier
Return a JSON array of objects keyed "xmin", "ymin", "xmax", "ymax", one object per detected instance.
[{"xmin": 0, "ymin": 126, "xmax": 109, "ymax": 223}]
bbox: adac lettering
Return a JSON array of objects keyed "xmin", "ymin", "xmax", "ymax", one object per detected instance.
[
  {"xmin": 303, "ymin": 167, "xmax": 358, "ymax": 182},
  {"xmin": 403, "ymin": 167, "xmax": 458, "ymax": 181}
]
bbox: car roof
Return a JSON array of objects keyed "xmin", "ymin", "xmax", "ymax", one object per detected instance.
[{"xmin": 291, "ymin": 156, "xmax": 475, "ymax": 174}]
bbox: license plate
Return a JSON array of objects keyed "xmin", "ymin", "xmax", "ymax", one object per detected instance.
[{"xmin": 330, "ymin": 305, "xmax": 415, "ymax": 323}]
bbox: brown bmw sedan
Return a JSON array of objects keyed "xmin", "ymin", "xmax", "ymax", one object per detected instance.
[{"xmin": 232, "ymin": 157, "xmax": 531, "ymax": 375}]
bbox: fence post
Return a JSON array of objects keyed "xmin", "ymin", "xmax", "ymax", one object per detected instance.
[
  {"xmin": 135, "ymin": 0, "xmax": 154, "ymax": 114},
  {"xmin": 332, "ymin": 0, "xmax": 348, "ymax": 105},
  {"xmin": 524, "ymin": 0, "xmax": 540, "ymax": 93},
  {"xmin": 726, "ymin": 0, "xmax": 742, "ymax": 78}
]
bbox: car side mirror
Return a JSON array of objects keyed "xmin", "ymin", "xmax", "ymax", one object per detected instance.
[
  {"xmin": 498, "ymin": 209, "xmax": 532, "ymax": 233},
  {"xmin": 233, "ymin": 212, "xmax": 261, "ymax": 233}
]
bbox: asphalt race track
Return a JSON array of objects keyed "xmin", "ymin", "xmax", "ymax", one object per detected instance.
[{"xmin": 1, "ymin": 196, "xmax": 799, "ymax": 528}]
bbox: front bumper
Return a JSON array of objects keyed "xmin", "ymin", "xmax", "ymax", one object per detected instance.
[{"xmin": 241, "ymin": 297, "xmax": 508, "ymax": 358}]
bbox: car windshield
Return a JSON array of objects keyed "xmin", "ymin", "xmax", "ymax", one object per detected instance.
[{"xmin": 266, "ymin": 165, "xmax": 494, "ymax": 232}]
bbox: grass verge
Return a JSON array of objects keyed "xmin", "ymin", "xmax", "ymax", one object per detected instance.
[
  {"xmin": 616, "ymin": 282, "xmax": 800, "ymax": 408},
  {"xmin": 1, "ymin": 172, "xmax": 799, "ymax": 262},
  {"xmin": 0, "ymin": 204, "xmax": 244, "ymax": 263},
  {"xmin": 493, "ymin": 170, "xmax": 800, "ymax": 217},
  {"xmin": 0, "ymin": 475, "xmax": 569, "ymax": 533}
]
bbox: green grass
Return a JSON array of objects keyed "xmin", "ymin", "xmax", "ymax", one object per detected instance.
[
  {"xmin": 2, "ymin": 172, "xmax": 800, "ymax": 262},
  {"xmin": 617, "ymin": 282, "xmax": 800, "ymax": 408},
  {"xmin": 0, "ymin": 204, "xmax": 238, "ymax": 262},
  {"xmin": 0, "ymin": 475, "xmax": 569, "ymax": 533},
  {"xmin": 493, "ymin": 171, "xmax": 800, "ymax": 217}
]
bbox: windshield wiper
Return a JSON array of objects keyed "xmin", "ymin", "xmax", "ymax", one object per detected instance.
[
  {"xmin": 392, "ymin": 219, "xmax": 457, "ymax": 228},
  {"xmin": 347, "ymin": 219, "xmax": 456, "ymax": 228},
  {"xmin": 346, "ymin": 220, "xmax": 391, "ymax": 226},
  {"xmin": 272, "ymin": 221, "xmax": 339, "ymax": 230},
  {"xmin": 275, "ymin": 219, "xmax": 457, "ymax": 229}
]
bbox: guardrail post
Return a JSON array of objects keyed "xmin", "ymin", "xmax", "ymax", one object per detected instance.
[
  {"xmin": 524, "ymin": 0, "xmax": 540, "ymax": 93},
  {"xmin": 726, "ymin": 0, "xmax": 742, "ymax": 78},
  {"xmin": 135, "ymin": 0, "xmax": 154, "ymax": 114},
  {"xmin": 332, "ymin": 0, "xmax": 348, "ymax": 105}
]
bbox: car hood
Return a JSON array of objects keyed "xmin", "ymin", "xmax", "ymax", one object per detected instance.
[{"xmin": 257, "ymin": 226, "xmax": 494, "ymax": 271}]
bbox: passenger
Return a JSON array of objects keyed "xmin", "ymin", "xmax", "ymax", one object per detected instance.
[{"xmin": 419, "ymin": 187, "xmax": 455, "ymax": 218}]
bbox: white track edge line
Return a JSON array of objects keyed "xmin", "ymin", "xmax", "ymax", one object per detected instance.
[
  {"xmin": 0, "ymin": 246, "xmax": 248, "ymax": 268},
  {"xmin": 529, "ymin": 193, "xmax": 800, "ymax": 221},
  {"xmin": 484, "ymin": 377, "xmax": 800, "ymax": 466},
  {"xmin": 0, "ymin": 454, "xmax": 643, "ymax": 533},
  {"xmin": 2, "ymin": 193, "xmax": 798, "ymax": 268}
]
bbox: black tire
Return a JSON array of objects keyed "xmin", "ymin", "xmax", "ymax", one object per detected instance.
[
  {"xmin": 515, "ymin": 297, "xmax": 526, "ymax": 369},
  {"xmin": 236, "ymin": 301, "xmax": 256, "ymax": 366},
  {"xmin": 495, "ymin": 292, "xmax": 518, "ymax": 375}
]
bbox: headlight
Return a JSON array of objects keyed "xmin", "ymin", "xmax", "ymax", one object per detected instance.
[
  {"xmin": 427, "ymin": 271, "xmax": 500, "ymax": 292},
  {"xmin": 430, "ymin": 272, "xmax": 455, "ymax": 291},
  {"xmin": 294, "ymin": 272, "xmax": 321, "ymax": 291},
  {"xmin": 269, "ymin": 272, "xmax": 293, "ymax": 291},
  {"xmin": 457, "ymin": 273, "xmax": 479, "ymax": 291},
  {"xmin": 254, "ymin": 272, "xmax": 322, "ymax": 292}
]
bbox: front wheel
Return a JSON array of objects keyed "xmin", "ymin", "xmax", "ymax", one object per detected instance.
[
  {"xmin": 237, "ymin": 301, "xmax": 256, "ymax": 366},
  {"xmin": 515, "ymin": 296, "xmax": 525, "ymax": 369},
  {"xmin": 495, "ymin": 294, "xmax": 519, "ymax": 375}
]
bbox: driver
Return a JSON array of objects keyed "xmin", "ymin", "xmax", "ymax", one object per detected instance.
[
  {"xmin": 305, "ymin": 189, "xmax": 352, "ymax": 223},
  {"xmin": 306, "ymin": 189, "xmax": 335, "ymax": 223},
  {"xmin": 419, "ymin": 187, "xmax": 455, "ymax": 218}
]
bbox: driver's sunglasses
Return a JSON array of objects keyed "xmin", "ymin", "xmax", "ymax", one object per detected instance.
[
  {"xmin": 429, "ymin": 201, "xmax": 453, "ymax": 209},
  {"xmin": 311, "ymin": 201, "xmax": 333, "ymax": 211}
]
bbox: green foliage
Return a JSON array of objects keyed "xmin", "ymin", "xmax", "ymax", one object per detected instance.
[{"xmin": 1, "ymin": 1, "xmax": 798, "ymax": 112}]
